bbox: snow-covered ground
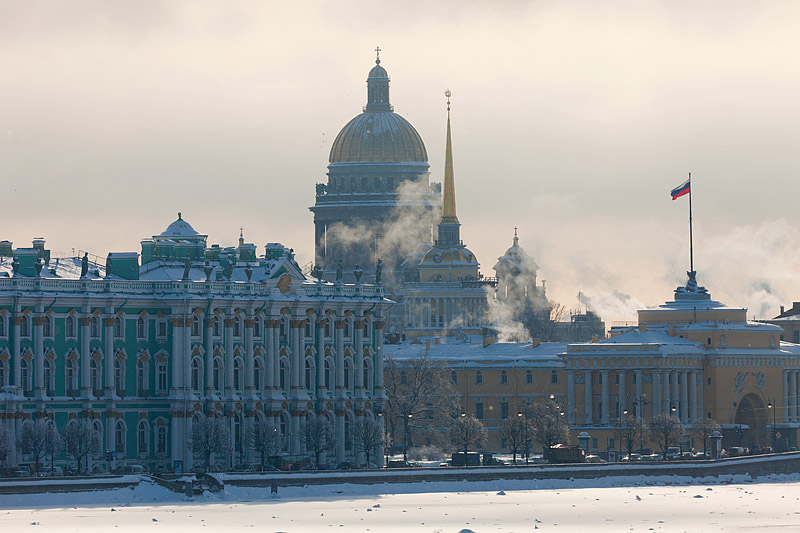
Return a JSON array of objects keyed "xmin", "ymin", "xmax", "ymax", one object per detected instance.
[{"xmin": 1, "ymin": 474, "xmax": 799, "ymax": 531}]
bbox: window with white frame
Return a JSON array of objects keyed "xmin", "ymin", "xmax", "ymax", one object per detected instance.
[
  {"xmin": 233, "ymin": 358, "xmax": 243, "ymax": 391},
  {"xmin": 65, "ymin": 357, "xmax": 78, "ymax": 394},
  {"xmin": 191, "ymin": 315, "xmax": 201, "ymax": 337},
  {"xmin": 115, "ymin": 420, "xmax": 126, "ymax": 455},
  {"xmin": 156, "ymin": 318, "xmax": 167, "ymax": 339},
  {"xmin": 90, "ymin": 359, "xmax": 101, "ymax": 394},
  {"xmin": 114, "ymin": 316, "xmax": 123, "ymax": 338},
  {"xmin": 233, "ymin": 316, "xmax": 242, "ymax": 338},
  {"xmin": 136, "ymin": 359, "xmax": 148, "ymax": 395},
  {"xmin": 43, "ymin": 315, "xmax": 53, "ymax": 338},
  {"xmin": 156, "ymin": 426, "xmax": 167, "ymax": 454},
  {"xmin": 0, "ymin": 314, "xmax": 6, "ymax": 338},
  {"xmin": 65, "ymin": 315, "xmax": 76, "ymax": 339},
  {"xmin": 114, "ymin": 359, "xmax": 126, "ymax": 396},
  {"xmin": 136, "ymin": 316, "xmax": 146, "ymax": 340},
  {"xmin": 21, "ymin": 358, "xmax": 31, "ymax": 396},
  {"xmin": 213, "ymin": 358, "xmax": 223, "ymax": 390},
  {"xmin": 0, "ymin": 358, "xmax": 7, "ymax": 388},
  {"xmin": 137, "ymin": 420, "xmax": 149, "ymax": 454},
  {"xmin": 156, "ymin": 361, "xmax": 168, "ymax": 394},
  {"xmin": 20, "ymin": 315, "xmax": 30, "ymax": 338},
  {"xmin": 191, "ymin": 358, "xmax": 201, "ymax": 392},
  {"xmin": 43, "ymin": 358, "xmax": 54, "ymax": 396},
  {"xmin": 90, "ymin": 316, "xmax": 100, "ymax": 338}
]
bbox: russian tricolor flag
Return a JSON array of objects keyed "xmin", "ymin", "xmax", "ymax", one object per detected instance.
[{"xmin": 670, "ymin": 178, "xmax": 691, "ymax": 200}]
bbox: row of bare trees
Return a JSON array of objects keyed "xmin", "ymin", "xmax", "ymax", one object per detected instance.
[{"xmin": 0, "ymin": 419, "xmax": 103, "ymax": 475}]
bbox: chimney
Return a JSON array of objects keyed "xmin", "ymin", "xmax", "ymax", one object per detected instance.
[
  {"xmin": 531, "ymin": 338, "xmax": 541, "ymax": 348},
  {"xmin": 425, "ymin": 339, "xmax": 430, "ymax": 350},
  {"xmin": 483, "ymin": 335, "xmax": 495, "ymax": 348},
  {"xmin": 793, "ymin": 302, "xmax": 800, "ymax": 312},
  {"xmin": 638, "ymin": 323, "xmax": 647, "ymax": 332},
  {"xmin": 780, "ymin": 305, "xmax": 785, "ymax": 315},
  {"xmin": 591, "ymin": 336, "xmax": 599, "ymax": 343},
  {"xmin": 434, "ymin": 337, "xmax": 440, "ymax": 345}
]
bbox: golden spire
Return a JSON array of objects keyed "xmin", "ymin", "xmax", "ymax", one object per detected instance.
[{"xmin": 441, "ymin": 89, "xmax": 458, "ymax": 223}]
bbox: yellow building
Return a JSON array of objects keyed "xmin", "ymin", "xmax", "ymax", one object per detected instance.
[{"xmin": 387, "ymin": 271, "xmax": 800, "ymax": 456}]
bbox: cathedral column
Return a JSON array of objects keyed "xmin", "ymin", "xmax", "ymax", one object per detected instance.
[
  {"xmin": 205, "ymin": 316, "xmax": 214, "ymax": 392},
  {"xmin": 671, "ymin": 370, "xmax": 680, "ymax": 416},
  {"xmin": 80, "ymin": 317, "xmax": 91, "ymax": 397},
  {"xmin": 567, "ymin": 371, "xmax": 575, "ymax": 424},
  {"xmin": 601, "ymin": 370, "xmax": 609, "ymax": 425},
  {"xmin": 583, "ymin": 370, "xmax": 593, "ymax": 425},
  {"xmin": 33, "ymin": 316, "xmax": 44, "ymax": 399},
  {"xmin": 698, "ymin": 370, "xmax": 704, "ymax": 420},
  {"xmin": 104, "ymin": 316, "xmax": 115, "ymax": 398},
  {"xmin": 618, "ymin": 369, "xmax": 626, "ymax": 419},
  {"xmin": 662, "ymin": 371, "xmax": 670, "ymax": 415},
  {"xmin": 224, "ymin": 318, "xmax": 234, "ymax": 397}
]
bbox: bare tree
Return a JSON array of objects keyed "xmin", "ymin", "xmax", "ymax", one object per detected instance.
[
  {"xmin": 385, "ymin": 351, "xmax": 455, "ymax": 460},
  {"xmin": 302, "ymin": 416, "xmax": 334, "ymax": 469},
  {"xmin": 615, "ymin": 414, "xmax": 645, "ymax": 460},
  {"xmin": 526, "ymin": 402, "xmax": 569, "ymax": 461},
  {"xmin": 64, "ymin": 420, "xmax": 101, "ymax": 474},
  {"xmin": 500, "ymin": 416, "xmax": 528, "ymax": 464},
  {"xmin": 649, "ymin": 414, "xmax": 683, "ymax": 460},
  {"xmin": 450, "ymin": 415, "xmax": 487, "ymax": 459},
  {"xmin": 191, "ymin": 415, "xmax": 231, "ymax": 473},
  {"xmin": 248, "ymin": 418, "xmax": 283, "ymax": 471},
  {"xmin": 17, "ymin": 419, "xmax": 60, "ymax": 474},
  {"xmin": 353, "ymin": 418, "xmax": 383, "ymax": 468},
  {"xmin": 0, "ymin": 424, "xmax": 12, "ymax": 466},
  {"xmin": 691, "ymin": 418, "xmax": 721, "ymax": 458}
]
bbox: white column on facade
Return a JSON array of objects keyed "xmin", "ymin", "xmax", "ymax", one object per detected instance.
[
  {"xmin": 374, "ymin": 320, "xmax": 385, "ymax": 392},
  {"xmin": 290, "ymin": 320, "xmax": 301, "ymax": 391},
  {"xmin": 698, "ymin": 370, "xmax": 705, "ymax": 421},
  {"xmin": 80, "ymin": 317, "xmax": 91, "ymax": 397},
  {"xmin": 601, "ymin": 370, "xmax": 609, "ymax": 425},
  {"xmin": 662, "ymin": 370, "xmax": 670, "ymax": 415},
  {"xmin": 783, "ymin": 370, "xmax": 790, "ymax": 423},
  {"xmin": 567, "ymin": 371, "xmax": 575, "ymax": 424},
  {"xmin": 618, "ymin": 369, "xmax": 626, "ymax": 418},
  {"xmin": 791, "ymin": 371, "xmax": 799, "ymax": 422},
  {"xmin": 244, "ymin": 318, "xmax": 255, "ymax": 396},
  {"xmin": 12, "ymin": 312, "xmax": 21, "ymax": 390},
  {"xmin": 680, "ymin": 370, "xmax": 689, "ymax": 422},
  {"xmin": 427, "ymin": 299, "xmax": 433, "ymax": 328},
  {"xmin": 584, "ymin": 370, "xmax": 593, "ymax": 425},
  {"xmin": 652, "ymin": 370, "xmax": 661, "ymax": 418},
  {"xmin": 635, "ymin": 370, "xmax": 643, "ymax": 418},
  {"xmin": 104, "ymin": 316, "xmax": 115, "ymax": 398},
  {"xmin": 335, "ymin": 320, "xmax": 345, "ymax": 396},
  {"xmin": 205, "ymin": 316, "xmax": 214, "ymax": 392},
  {"xmin": 33, "ymin": 316, "xmax": 44, "ymax": 398},
  {"xmin": 671, "ymin": 370, "xmax": 680, "ymax": 416},
  {"xmin": 170, "ymin": 318, "xmax": 182, "ymax": 393},
  {"xmin": 316, "ymin": 320, "xmax": 326, "ymax": 392},
  {"xmin": 224, "ymin": 317, "xmax": 234, "ymax": 396},
  {"xmin": 183, "ymin": 315, "xmax": 191, "ymax": 395},
  {"xmin": 271, "ymin": 320, "xmax": 280, "ymax": 390},
  {"xmin": 354, "ymin": 320, "xmax": 365, "ymax": 396},
  {"xmin": 689, "ymin": 370, "xmax": 698, "ymax": 423}
]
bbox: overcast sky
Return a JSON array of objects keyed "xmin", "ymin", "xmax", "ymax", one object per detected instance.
[{"xmin": 2, "ymin": 1, "xmax": 799, "ymax": 322}]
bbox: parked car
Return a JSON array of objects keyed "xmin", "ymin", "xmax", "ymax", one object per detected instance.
[
  {"xmin": 666, "ymin": 447, "xmax": 682, "ymax": 461},
  {"xmin": 727, "ymin": 446, "xmax": 746, "ymax": 457},
  {"xmin": 386, "ymin": 460, "xmax": 413, "ymax": 469},
  {"xmin": 621, "ymin": 453, "xmax": 641, "ymax": 462},
  {"xmin": 38, "ymin": 466, "xmax": 64, "ymax": 477},
  {"xmin": 13, "ymin": 466, "xmax": 31, "ymax": 477},
  {"xmin": 585, "ymin": 455, "xmax": 607, "ymax": 463}
]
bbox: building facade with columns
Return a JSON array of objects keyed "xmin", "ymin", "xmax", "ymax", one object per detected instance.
[
  {"xmin": 0, "ymin": 215, "xmax": 391, "ymax": 472},
  {"xmin": 388, "ymin": 272, "xmax": 800, "ymax": 455}
]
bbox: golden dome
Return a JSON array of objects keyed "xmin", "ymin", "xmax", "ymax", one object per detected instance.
[{"xmin": 329, "ymin": 112, "xmax": 428, "ymax": 164}]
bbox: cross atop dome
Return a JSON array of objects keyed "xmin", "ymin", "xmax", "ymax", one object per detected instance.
[{"xmin": 375, "ymin": 46, "xmax": 381, "ymax": 64}]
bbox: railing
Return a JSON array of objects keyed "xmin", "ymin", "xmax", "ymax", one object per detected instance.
[{"xmin": 0, "ymin": 278, "xmax": 385, "ymax": 299}]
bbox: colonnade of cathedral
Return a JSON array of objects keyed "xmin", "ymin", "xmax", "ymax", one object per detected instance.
[{"xmin": 403, "ymin": 293, "xmax": 487, "ymax": 331}]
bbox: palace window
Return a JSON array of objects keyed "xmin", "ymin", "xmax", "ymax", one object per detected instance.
[
  {"xmin": 475, "ymin": 402, "xmax": 484, "ymax": 420},
  {"xmin": 156, "ymin": 426, "xmax": 167, "ymax": 454},
  {"xmin": 191, "ymin": 358, "xmax": 201, "ymax": 392},
  {"xmin": 90, "ymin": 359, "xmax": 101, "ymax": 395},
  {"xmin": 525, "ymin": 370, "xmax": 533, "ymax": 384},
  {"xmin": 43, "ymin": 315, "xmax": 53, "ymax": 338},
  {"xmin": 137, "ymin": 359, "xmax": 148, "ymax": 396},
  {"xmin": 500, "ymin": 370, "xmax": 508, "ymax": 384},
  {"xmin": 0, "ymin": 314, "xmax": 5, "ymax": 338},
  {"xmin": 253, "ymin": 319, "xmax": 262, "ymax": 338},
  {"xmin": 115, "ymin": 421, "xmax": 126, "ymax": 455},
  {"xmin": 44, "ymin": 359, "xmax": 54, "ymax": 396},
  {"xmin": 550, "ymin": 371, "xmax": 559, "ymax": 384},
  {"xmin": 65, "ymin": 315, "xmax": 76, "ymax": 339},
  {"xmin": 114, "ymin": 316, "xmax": 123, "ymax": 338},
  {"xmin": 91, "ymin": 316, "xmax": 100, "ymax": 338},
  {"xmin": 137, "ymin": 420, "xmax": 149, "ymax": 454},
  {"xmin": 157, "ymin": 318, "xmax": 167, "ymax": 339},
  {"xmin": 156, "ymin": 361, "xmax": 168, "ymax": 394},
  {"xmin": 475, "ymin": 371, "xmax": 483, "ymax": 385},
  {"xmin": 0, "ymin": 359, "xmax": 7, "ymax": 388},
  {"xmin": 253, "ymin": 359, "xmax": 262, "ymax": 390},
  {"xmin": 191, "ymin": 315, "xmax": 201, "ymax": 337},
  {"xmin": 324, "ymin": 359, "xmax": 332, "ymax": 389},
  {"xmin": 136, "ymin": 316, "xmax": 146, "ymax": 340},
  {"xmin": 450, "ymin": 371, "xmax": 458, "ymax": 385},
  {"xmin": 20, "ymin": 315, "xmax": 30, "ymax": 338},
  {"xmin": 114, "ymin": 359, "xmax": 126, "ymax": 396},
  {"xmin": 213, "ymin": 358, "xmax": 223, "ymax": 390}
]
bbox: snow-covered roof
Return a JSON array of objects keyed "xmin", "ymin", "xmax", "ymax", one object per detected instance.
[
  {"xmin": 0, "ymin": 256, "xmax": 105, "ymax": 279},
  {"xmin": 155, "ymin": 213, "xmax": 206, "ymax": 240},
  {"xmin": 384, "ymin": 336, "xmax": 567, "ymax": 367}
]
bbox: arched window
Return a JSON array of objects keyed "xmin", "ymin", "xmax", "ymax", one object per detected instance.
[
  {"xmin": 213, "ymin": 358, "xmax": 223, "ymax": 390},
  {"xmin": 233, "ymin": 358, "xmax": 243, "ymax": 391},
  {"xmin": 233, "ymin": 316, "xmax": 242, "ymax": 338},
  {"xmin": 114, "ymin": 316, "xmax": 123, "ymax": 338},
  {"xmin": 363, "ymin": 320, "xmax": 369, "ymax": 338},
  {"xmin": 344, "ymin": 359, "xmax": 351, "ymax": 390},
  {"xmin": 136, "ymin": 359, "xmax": 148, "ymax": 396},
  {"xmin": 344, "ymin": 414, "xmax": 352, "ymax": 451},
  {"xmin": 137, "ymin": 420, "xmax": 149, "ymax": 454},
  {"xmin": 304, "ymin": 319, "xmax": 312, "ymax": 338},
  {"xmin": 90, "ymin": 359, "xmax": 101, "ymax": 394},
  {"xmin": 156, "ymin": 360, "xmax": 168, "ymax": 394},
  {"xmin": 114, "ymin": 359, "xmax": 125, "ymax": 396},
  {"xmin": 65, "ymin": 315, "xmax": 75, "ymax": 338},
  {"xmin": 115, "ymin": 421, "xmax": 126, "ymax": 455},
  {"xmin": 305, "ymin": 358, "xmax": 313, "ymax": 391},
  {"xmin": 279, "ymin": 415, "xmax": 288, "ymax": 450},
  {"xmin": 279, "ymin": 359, "xmax": 287, "ymax": 390},
  {"xmin": 43, "ymin": 315, "xmax": 53, "ymax": 338},
  {"xmin": 0, "ymin": 314, "xmax": 6, "ymax": 338},
  {"xmin": 156, "ymin": 426, "xmax": 167, "ymax": 454},
  {"xmin": 191, "ymin": 358, "xmax": 201, "ymax": 392},
  {"xmin": 43, "ymin": 358, "xmax": 54, "ymax": 396},
  {"xmin": 363, "ymin": 359, "xmax": 370, "ymax": 389},
  {"xmin": 20, "ymin": 315, "xmax": 30, "ymax": 338},
  {"xmin": 212, "ymin": 316, "xmax": 221, "ymax": 337},
  {"xmin": 0, "ymin": 358, "xmax": 7, "ymax": 388},
  {"xmin": 191, "ymin": 315, "xmax": 201, "ymax": 337},
  {"xmin": 20, "ymin": 359, "xmax": 31, "ymax": 396},
  {"xmin": 253, "ymin": 318, "xmax": 262, "ymax": 338},
  {"xmin": 93, "ymin": 420, "xmax": 104, "ymax": 455},
  {"xmin": 253, "ymin": 358, "xmax": 262, "ymax": 390},
  {"xmin": 324, "ymin": 319, "xmax": 331, "ymax": 338},
  {"xmin": 343, "ymin": 320, "xmax": 351, "ymax": 338},
  {"xmin": 91, "ymin": 316, "xmax": 100, "ymax": 338},
  {"xmin": 137, "ymin": 316, "xmax": 146, "ymax": 340},
  {"xmin": 324, "ymin": 359, "xmax": 332, "ymax": 389}
]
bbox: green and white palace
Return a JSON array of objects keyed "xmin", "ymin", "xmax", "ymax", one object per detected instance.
[{"xmin": 0, "ymin": 214, "xmax": 391, "ymax": 473}]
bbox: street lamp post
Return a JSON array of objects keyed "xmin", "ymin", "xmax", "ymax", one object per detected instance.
[
  {"xmin": 767, "ymin": 397, "xmax": 777, "ymax": 451},
  {"xmin": 403, "ymin": 414, "xmax": 412, "ymax": 462},
  {"xmin": 517, "ymin": 410, "xmax": 529, "ymax": 465}
]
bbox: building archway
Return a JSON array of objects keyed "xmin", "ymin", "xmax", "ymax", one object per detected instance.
[{"xmin": 733, "ymin": 393, "xmax": 769, "ymax": 448}]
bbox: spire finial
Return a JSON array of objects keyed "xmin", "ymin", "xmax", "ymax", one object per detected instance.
[
  {"xmin": 239, "ymin": 227, "xmax": 244, "ymax": 247},
  {"xmin": 177, "ymin": 212, "xmax": 182, "ymax": 220},
  {"xmin": 375, "ymin": 46, "xmax": 381, "ymax": 64},
  {"xmin": 445, "ymin": 88, "xmax": 451, "ymax": 112},
  {"xmin": 513, "ymin": 227, "xmax": 518, "ymax": 246}
]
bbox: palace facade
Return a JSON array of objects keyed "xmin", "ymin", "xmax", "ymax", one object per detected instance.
[{"xmin": 0, "ymin": 216, "xmax": 391, "ymax": 472}]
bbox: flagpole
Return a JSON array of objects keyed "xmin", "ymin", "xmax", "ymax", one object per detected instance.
[{"xmin": 688, "ymin": 172, "xmax": 693, "ymax": 273}]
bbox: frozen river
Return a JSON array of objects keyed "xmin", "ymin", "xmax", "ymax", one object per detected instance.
[{"xmin": 2, "ymin": 473, "xmax": 799, "ymax": 532}]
